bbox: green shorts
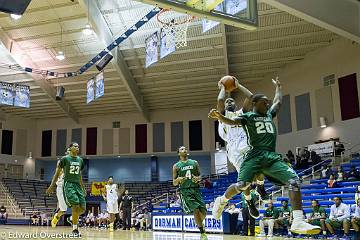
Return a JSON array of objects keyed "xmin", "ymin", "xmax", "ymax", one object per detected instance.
[
  {"xmin": 277, "ymin": 219, "xmax": 290, "ymax": 226},
  {"xmin": 238, "ymin": 149, "xmax": 298, "ymax": 185},
  {"xmin": 63, "ymin": 181, "xmax": 86, "ymax": 209},
  {"xmin": 309, "ymin": 219, "xmax": 324, "ymax": 226},
  {"xmin": 179, "ymin": 188, "xmax": 206, "ymax": 214},
  {"xmin": 325, "ymin": 219, "xmax": 349, "ymax": 229}
]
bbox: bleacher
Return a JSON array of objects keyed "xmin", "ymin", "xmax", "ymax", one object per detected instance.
[{"xmin": 2, "ymin": 178, "xmax": 57, "ymax": 216}]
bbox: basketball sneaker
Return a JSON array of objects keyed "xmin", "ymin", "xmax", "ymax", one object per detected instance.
[
  {"xmin": 200, "ymin": 233, "xmax": 208, "ymax": 240},
  {"xmin": 256, "ymin": 184, "xmax": 271, "ymax": 203},
  {"xmin": 212, "ymin": 196, "xmax": 228, "ymax": 220},
  {"xmin": 290, "ymin": 220, "xmax": 321, "ymax": 235},
  {"xmin": 51, "ymin": 217, "xmax": 58, "ymax": 228},
  {"xmin": 72, "ymin": 229, "xmax": 81, "ymax": 238},
  {"xmin": 109, "ymin": 223, "xmax": 114, "ymax": 232}
]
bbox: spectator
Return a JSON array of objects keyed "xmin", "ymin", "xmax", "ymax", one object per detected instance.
[
  {"xmin": 208, "ymin": 201, "xmax": 214, "ymax": 212},
  {"xmin": 286, "ymin": 150, "xmax": 295, "ymax": 164},
  {"xmin": 30, "ymin": 211, "xmax": 40, "ymax": 226},
  {"xmin": 348, "ymin": 166, "xmax": 360, "ymax": 181},
  {"xmin": 240, "ymin": 188, "xmax": 258, "ymax": 236},
  {"xmin": 336, "ymin": 166, "xmax": 347, "ymax": 182},
  {"xmin": 40, "ymin": 212, "xmax": 49, "ymax": 226},
  {"xmin": 204, "ymin": 177, "xmax": 212, "ymax": 189},
  {"xmin": 307, "ymin": 200, "xmax": 327, "ymax": 237},
  {"xmin": 351, "ymin": 200, "xmax": 360, "ymax": 238},
  {"xmin": 235, "ymin": 208, "xmax": 243, "ymax": 235},
  {"xmin": 325, "ymin": 196, "xmax": 350, "ymax": 239},
  {"xmin": 310, "ymin": 151, "xmax": 321, "ymax": 166},
  {"xmin": 275, "ymin": 200, "xmax": 292, "ymax": 236},
  {"xmin": 97, "ymin": 210, "xmax": 109, "ymax": 229},
  {"xmin": 257, "ymin": 201, "xmax": 279, "ymax": 237},
  {"xmin": 85, "ymin": 210, "xmax": 95, "ymax": 227},
  {"xmin": 145, "ymin": 200, "xmax": 153, "ymax": 212},
  {"xmin": 328, "ymin": 174, "xmax": 338, "ymax": 188},
  {"xmin": 320, "ymin": 166, "xmax": 333, "ymax": 180},
  {"xmin": 0, "ymin": 205, "xmax": 8, "ymax": 224},
  {"xmin": 283, "ymin": 158, "xmax": 292, "ymax": 167},
  {"xmin": 225, "ymin": 204, "xmax": 240, "ymax": 215},
  {"xmin": 355, "ymin": 186, "xmax": 360, "ymax": 205},
  {"xmin": 335, "ymin": 142, "xmax": 345, "ymax": 156}
]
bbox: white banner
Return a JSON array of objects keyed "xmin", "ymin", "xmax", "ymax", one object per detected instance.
[
  {"xmin": 307, "ymin": 141, "xmax": 334, "ymax": 156},
  {"xmin": 152, "ymin": 215, "xmax": 182, "ymax": 231},
  {"xmin": 183, "ymin": 215, "xmax": 223, "ymax": 233}
]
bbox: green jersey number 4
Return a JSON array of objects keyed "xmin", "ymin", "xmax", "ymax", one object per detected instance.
[
  {"xmin": 69, "ymin": 165, "xmax": 80, "ymax": 175},
  {"xmin": 255, "ymin": 122, "xmax": 274, "ymax": 134},
  {"xmin": 185, "ymin": 170, "xmax": 192, "ymax": 179}
]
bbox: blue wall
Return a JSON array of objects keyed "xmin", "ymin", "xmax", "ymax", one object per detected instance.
[{"xmin": 36, "ymin": 154, "xmax": 211, "ymax": 182}]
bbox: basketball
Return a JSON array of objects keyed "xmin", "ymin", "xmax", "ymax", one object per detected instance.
[{"xmin": 219, "ymin": 75, "xmax": 237, "ymax": 92}]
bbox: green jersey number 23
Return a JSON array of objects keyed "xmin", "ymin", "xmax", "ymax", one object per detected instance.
[
  {"xmin": 69, "ymin": 165, "xmax": 80, "ymax": 174},
  {"xmin": 255, "ymin": 122, "xmax": 274, "ymax": 134}
]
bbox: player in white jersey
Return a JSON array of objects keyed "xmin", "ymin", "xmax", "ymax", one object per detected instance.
[
  {"xmin": 216, "ymin": 79, "xmax": 269, "ymax": 208},
  {"xmin": 102, "ymin": 176, "xmax": 119, "ymax": 232},
  {"xmin": 49, "ymin": 148, "xmax": 70, "ymax": 227}
]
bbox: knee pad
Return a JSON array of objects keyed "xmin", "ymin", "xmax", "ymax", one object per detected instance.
[
  {"xmin": 288, "ymin": 177, "xmax": 301, "ymax": 191},
  {"xmin": 234, "ymin": 181, "xmax": 251, "ymax": 193}
]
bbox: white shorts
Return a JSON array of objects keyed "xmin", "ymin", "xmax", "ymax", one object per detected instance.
[
  {"xmin": 107, "ymin": 200, "xmax": 119, "ymax": 214},
  {"xmin": 227, "ymin": 146, "xmax": 250, "ymax": 172},
  {"xmin": 56, "ymin": 185, "xmax": 67, "ymax": 212}
]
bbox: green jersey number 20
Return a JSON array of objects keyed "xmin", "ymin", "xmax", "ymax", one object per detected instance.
[
  {"xmin": 255, "ymin": 122, "xmax": 274, "ymax": 134},
  {"xmin": 69, "ymin": 165, "xmax": 80, "ymax": 175}
]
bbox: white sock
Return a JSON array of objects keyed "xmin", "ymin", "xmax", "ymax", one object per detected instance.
[
  {"xmin": 244, "ymin": 194, "xmax": 252, "ymax": 201},
  {"xmin": 73, "ymin": 224, "xmax": 78, "ymax": 230},
  {"xmin": 292, "ymin": 210, "xmax": 304, "ymax": 222},
  {"xmin": 221, "ymin": 195, "xmax": 229, "ymax": 202},
  {"xmin": 257, "ymin": 179, "xmax": 265, "ymax": 185}
]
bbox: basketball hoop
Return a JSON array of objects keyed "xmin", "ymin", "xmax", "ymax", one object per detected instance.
[{"xmin": 157, "ymin": 9, "xmax": 195, "ymax": 48}]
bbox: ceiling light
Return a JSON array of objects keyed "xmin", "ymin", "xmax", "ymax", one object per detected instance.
[
  {"xmin": 10, "ymin": 14, "xmax": 22, "ymax": 20},
  {"xmin": 55, "ymin": 51, "xmax": 65, "ymax": 61},
  {"xmin": 82, "ymin": 23, "xmax": 93, "ymax": 35}
]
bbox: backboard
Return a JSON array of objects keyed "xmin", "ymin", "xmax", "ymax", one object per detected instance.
[{"xmin": 134, "ymin": 0, "xmax": 258, "ymax": 30}]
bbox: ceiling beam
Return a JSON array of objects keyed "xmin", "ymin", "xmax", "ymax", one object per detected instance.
[
  {"xmin": 264, "ymin": 0, "xmax": 360, "ymax": 43},
  {"xmin": 78, "ymin": 0, "xmax": 149, "ymax": 122},
  {"xmin": 0, "ymin": 30, "xmax": 80, "ymax": 123},
  {"xmin": 221, "ymin": 24, "xmax": 229, "ymax": 75}
]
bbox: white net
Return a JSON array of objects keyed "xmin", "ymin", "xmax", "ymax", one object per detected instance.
[{"xmin": 157, "ymin": 10, "xmax": 194, "ymax": 49}]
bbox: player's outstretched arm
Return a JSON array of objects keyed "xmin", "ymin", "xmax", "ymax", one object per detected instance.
[
  {"xmin": 270, "ymin": 77, "xmax": 282, "ymax": 116},
  {"xmin": 217, "ymin": 84, "xmax": 226, "ymax": 114},
  {"xmin": 234, "ymin": 77, "xmax": 253, "ymax": 98},
  {"xmin": 46, "ymin": 161, "xmax": 62, "ymax": 195},
  {"xmin": 208, "ymin": 109, "xmax": 243, "ymax": 126},
  {"xmin": 192, "ymin": 161, "xmax": 202, "ymax": 184}
]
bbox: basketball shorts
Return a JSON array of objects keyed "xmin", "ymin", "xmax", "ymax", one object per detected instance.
[
  {"xmin": 179, "ymin": 188, "xmax": 206, "ymax": 214},
  {"xmin": 238, "ymin": 149, "xmax": 298, "ymax": 185},
  {"xmin": 107, "ymin": 199, "xmax": 119, "ymax": 214},
  {"xmin": 63, "ymin": 181, "xmax": 86, "ymax": 209},
  {"xmin": 56, "ymin": 185, "xmax": 67, "ymax": 212},
  {"xmin": 227, "ymin": 146, "xmax": 250, "ymax": 172},
  {"xmin": 309, "ymin": 219, "xmax": 324, "ymax": 226},
  {"xmin": 325, "ymin": 218, "xmax": 350, "ymax": 229}
]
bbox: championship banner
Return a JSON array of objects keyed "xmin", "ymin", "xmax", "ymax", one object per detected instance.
[
  {"xmin": 145, "ymin": 32, "xmax": 159, "ymax": 68},
  {"xmin": 14, "ymin": 85, "xmax": 30, "ymax": 108},
  {"xmin": 160, "ymin": 28, "xmax": 175, "ymax": 59},
  {"xmin": 90, "ymin": 181, "xmax": 107, "ymax": 196},
  {"xmin": 95, "ymin": 71, "xmax": 104, "ymax": 99},
  {"xmin": 87, "ymin": 78, "xmax": 95, "ymax": 104},
  {"xmin": 0, "ymin": 82, "xmax": 15, "ymax": 106},
  {"xmin": 183, "ymin": 215, "xmax": 223, "ymax": 233},
  {"xmin": 214, "ymin": 151, "xmax": 228, "ymax": 174},
  {"xmin": 225, "ymin": 0, "xmax": 247, "ymax": 15},
  {"xmin": 307, "ymin": 141, "xmax": 334, "ymax": 157}
]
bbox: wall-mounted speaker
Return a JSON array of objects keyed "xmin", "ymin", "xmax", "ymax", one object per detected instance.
[{"xmin": 96, "ymin": 53, "xmax": 113, "ymax": 71}]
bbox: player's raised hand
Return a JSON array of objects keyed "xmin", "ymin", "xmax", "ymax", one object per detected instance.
[
  {"xmin": 192, "ymin": 175, "xmax": 201, "ymax": 184},
  {"xmin": 272, "ymin": 76, "xmax": 281, "ymax": 87},
  {"xmin": 208, "ymin": 109, "xmax": 221, "ymax": 119},
  {"xmin": 46, "ymin": 185, "xmax": 55, "ymax": 195}
]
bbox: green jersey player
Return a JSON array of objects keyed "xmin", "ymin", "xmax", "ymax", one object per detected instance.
[
  {"xmin": 173, "ymin": 146, "xmax": 207, "ymax": 240},
  {"xmin": 208, "ymin": 78, "xmax": 321, "ymax": 235},
  {"xmin": 47, "ymin": 142, "xmax": 86, "ymax": 237}
]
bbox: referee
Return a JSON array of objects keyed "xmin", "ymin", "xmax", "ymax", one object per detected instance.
[{"xmin": 120, "ymin": 189, "xmax": 134, "ymax": 230}]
